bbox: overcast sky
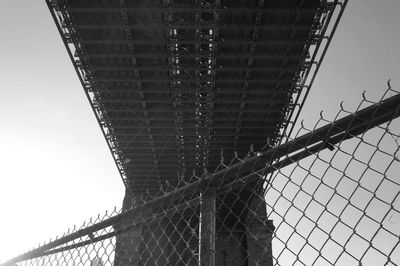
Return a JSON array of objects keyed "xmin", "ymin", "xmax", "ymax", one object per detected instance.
[{"xmin": 0, "ymin": 0, "xmax": 399, "ymax": 263}]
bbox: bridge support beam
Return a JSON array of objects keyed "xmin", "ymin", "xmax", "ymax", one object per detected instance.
[
  {"xmin": 245, "ymin": 195, "xmax": 275, "ymax": 266},
  {"xmin": 114, "ymin": 189, "xmax": 143, "ymax": 265},
  {"xmin": 215, "ymin": 185, "xmax": 274, "ymax": 266},
  {"xmin": 115, "ymin": 185, "xmax": 274, "ymax": 265},
  {"xmin": 200, "ymin": 187, "xmax": 216, "ymax": 266},
  {"xmin": 115, "ymin": 188, "xmax": 200, "ymax": 265}
]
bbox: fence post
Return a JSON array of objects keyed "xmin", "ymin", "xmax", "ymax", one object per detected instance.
[{"xmin": 199, "ymin": 186, "xmax": 216, "ymax": 266}]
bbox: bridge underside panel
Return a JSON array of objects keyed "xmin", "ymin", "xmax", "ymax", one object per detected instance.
[{"xmin": 52, "ymin": 0, "xmax": 331, "ymax": 195}]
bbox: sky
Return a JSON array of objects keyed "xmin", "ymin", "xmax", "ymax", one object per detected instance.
[{"xmin": 0, "ymin": 0, "xmax": 399, "ymax": 263}]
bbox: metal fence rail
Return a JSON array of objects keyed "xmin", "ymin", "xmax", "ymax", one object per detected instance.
[{"xmin": 4, "ymin": 85, "xmax": 400, "ymax": 265}]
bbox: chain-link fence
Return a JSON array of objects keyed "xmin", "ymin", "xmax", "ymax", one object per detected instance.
[{"xmin": 4, "ymin": 85, "xmax": 400, "ymax": 265}]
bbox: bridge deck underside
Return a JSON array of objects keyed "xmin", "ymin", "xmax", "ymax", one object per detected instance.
[{"xmin": 53, "ymin": 0, "xmax": 332, "ymax": 194}]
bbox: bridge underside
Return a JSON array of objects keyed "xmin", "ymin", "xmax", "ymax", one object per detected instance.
[{"xmin": 51, "ymin": 0, "xmax": 336, "ymax": 196}]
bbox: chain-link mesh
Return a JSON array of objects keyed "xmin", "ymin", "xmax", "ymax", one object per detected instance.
[{"xmin": 4, "ymin": 86, "xmax": 400, "ymax": 265}]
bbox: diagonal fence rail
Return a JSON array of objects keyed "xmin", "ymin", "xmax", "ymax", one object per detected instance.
[{"xmin": 3, "ymin": 85, "xmax": 400, "ymax": 265}]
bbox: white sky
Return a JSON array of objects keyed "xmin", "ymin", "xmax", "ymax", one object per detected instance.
[{"xmin": 0, "ymin": 0, "xmax": 399, "ymax": 263}]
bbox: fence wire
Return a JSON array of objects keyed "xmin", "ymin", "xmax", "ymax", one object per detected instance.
[{"xmin": 4, "ymin": 85, "xmax": 400, "ymax": 266}]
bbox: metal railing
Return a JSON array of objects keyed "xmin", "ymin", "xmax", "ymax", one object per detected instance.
[{"xmin": 3, "ymin": 84, "xmax": 400, "ymax": 265}]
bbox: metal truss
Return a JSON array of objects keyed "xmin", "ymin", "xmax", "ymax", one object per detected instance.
[{"xmin": 47, "ymin": 0, "xmax": 347, "ymax": 194}]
